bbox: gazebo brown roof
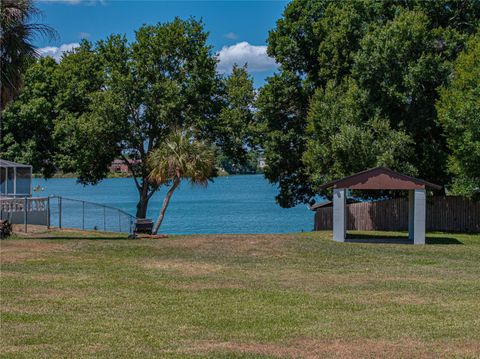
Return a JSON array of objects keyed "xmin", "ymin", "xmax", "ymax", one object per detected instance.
[{"xmin": 318, "ymin": 167, "xmax": 442, "ymax": 191}]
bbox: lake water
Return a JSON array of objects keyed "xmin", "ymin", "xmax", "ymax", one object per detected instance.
[{"xmin": 32, "ymin": 175, "xmax": 316, "ymax": 234}]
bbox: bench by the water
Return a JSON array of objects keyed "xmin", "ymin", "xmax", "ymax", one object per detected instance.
[{"xmin": 134, "ymin": 218, "xmax": 153, "ymax": 234}]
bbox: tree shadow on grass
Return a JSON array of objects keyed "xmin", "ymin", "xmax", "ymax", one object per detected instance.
[
  {"xmin": 345, "ymin": 233, "xmax": 462, "ymax": 245},
  {"xmin": 425, "ymin": 237, "xmax": 463, "ymax": 245}
]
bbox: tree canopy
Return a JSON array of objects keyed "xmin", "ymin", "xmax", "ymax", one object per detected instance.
[
  {"xmin": 437, "ymin": 33, "xmax": 480, "ymax": 197},
  {"xmin": 1, "ymin": 57, "xmax": 59, "ymax": 176},
  {"xmin": 257, "ymin": 0, "xmax": 480, "ymax": 206}
]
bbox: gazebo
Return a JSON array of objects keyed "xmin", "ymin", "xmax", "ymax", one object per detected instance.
[
  {"xmin": 0, "ymin": 159, "xmax": 32, "ymax": 197},
  {"xmin": 318, "ymin": 167, "xmax": 442, "ymax": 245}
]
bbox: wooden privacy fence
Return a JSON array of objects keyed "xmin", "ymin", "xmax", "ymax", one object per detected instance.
[{"xmin": 314, "ymin": 196, "xmax": 480, "ymax": 233}]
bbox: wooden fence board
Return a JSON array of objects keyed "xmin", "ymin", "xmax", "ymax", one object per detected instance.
[{"xmin": 314, "ymin": 196, "xmax": 480, "ymax": 233}]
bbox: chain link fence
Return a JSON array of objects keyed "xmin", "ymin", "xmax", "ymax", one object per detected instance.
[
  {"xmin": 50, "ymin": 196, "xmax": 135, "ymax": 233},
  {"xmin": 1, "ymin": 196, "xmax": 135, "ymax": 234}
]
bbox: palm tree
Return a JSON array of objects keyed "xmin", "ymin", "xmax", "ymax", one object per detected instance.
[
  {"xmin": 0, "ymin": 0, "xmax": 57, "ymax": 110},
  {"xmin": 147, "ymin": 130, "xmax": 216, "ymax": 234}
]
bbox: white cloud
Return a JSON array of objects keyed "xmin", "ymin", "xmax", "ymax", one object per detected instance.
[
  {"xmin": 37, "ymin": 43, "xmax": 80, "ymax": 62},
  {"xmin": 217, "ymin": 42, "xmax": 278, "ymax": 73},
  {"xmin": 224, "ymin": 32, "xmax": 238, "ymax": 40}
]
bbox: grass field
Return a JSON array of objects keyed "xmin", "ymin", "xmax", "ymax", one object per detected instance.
[{"xmin": 1, "ymin": 229, "xmax": 480, "ymax": 358}]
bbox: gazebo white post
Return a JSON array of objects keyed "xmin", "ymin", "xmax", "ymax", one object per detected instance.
[
  {"xmin": 413, "ymin": 189, "xmax": 426, "ymax": 245},
  {"xmin": 333, "ymin": 188, "xmax": 346, "ymax": 242},
  {"xmin": 408, "ymin": 190, "xmax": 415, "ymax": 240}
]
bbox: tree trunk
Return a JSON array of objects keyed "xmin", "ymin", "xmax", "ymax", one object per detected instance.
[
  {"xmin": 135, "ymin": 177, "xmax": 153, "ymax": 218},
  {"xmin": 135, "ymin": 194, "xmax": 149, "ymax": 219},
  {"xmin": 152, "ymin": 179, "xmax": 180, "ymax": 235}
]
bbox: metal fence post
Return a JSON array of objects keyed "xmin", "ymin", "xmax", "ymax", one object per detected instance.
[
  {"xmin": 47, "ymin": 197, "xmax": 50, "ymax": 229},
  {"xmin": 82, "ymin": 201, "xmax": 85, "ymax": 230},
  {"xmin": 118, "ymin": 212, "xmax": 121, "ymax": 232},
  {"xmin": 23, "ymin": 197, "xmax": 28, "ymax": 233},
  {"xmin": 58, "ymin": 196, "xmax": 62, "ymax": 229},
  {"xmin": 103, "ymin": 206, "xmax": 106, "ymax": 231}
]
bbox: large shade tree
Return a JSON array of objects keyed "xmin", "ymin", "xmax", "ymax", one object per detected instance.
[
  {"xmin": 257, "ymin": 0, "xmax": 480, "ymax": 206},
  {"xmin": 64, "ymin": 18, "xmax": 248, "ymax": 218},
  {"xmin": 0, "ymin": 0, "xmax": 56, "ymax": 110},
  {"xmin": 56, "ymin": 19, "xmax": 220, "ymax": 218}
]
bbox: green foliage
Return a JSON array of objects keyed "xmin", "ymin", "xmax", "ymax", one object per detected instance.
[
  {"xmin": 86, "ymin": 18, "xmax": 222, "ymax": 217},
  {"xmin": 436, "ymin": 34, "xmax": 480, "ymax": 197},
  {"xmin": 0, "ymin": 40, "xmax": 107, "ymax": 178},
  {"xmin": 54, "ymin": 91, "xmax": 126, "ymax": 184},
  {"xmin": 216, "ymin": 148, "xmax": 261, "ymax": 174},
  {"xmin": 303, "ymin": 79, "xmax": 416, "ymax": 188},
  {"xmin": 53, "ymin": 40, "xmax": 108, "ymax": 179},
  {"xmin": 351, "ymin": 9, "xmax": 459, "ymax": 184},
  {"xmin": 148, "ymin": 130, "xmax": 217, "ymax": 187},
  {"xmin": 258, "ymin": 0, "xmax": 480, "ymax": 206},
  {"xmin": 256, "ymin": 71, "xmax": 313, "ymax": 207},
  {"xmin": 214, "ymin": 65, "xmax": 255, "ymax": 165},
  {"xmin": 1, "ymin": 57, "xmax": 59, "ymax": 176}
]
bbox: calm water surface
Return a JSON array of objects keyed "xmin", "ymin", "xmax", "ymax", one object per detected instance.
[{"xmin": 32, "ymin": 175, "xmax": 315, "ymax": 234}]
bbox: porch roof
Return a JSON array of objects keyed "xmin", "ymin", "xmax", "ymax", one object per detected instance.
[{"xmin": 0, "ymin": 159, "xmax": 32, "ymax": 168}]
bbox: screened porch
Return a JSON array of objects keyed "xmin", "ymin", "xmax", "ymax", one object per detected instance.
[{"xmin": 0, "ymin": 159, "xmax": 32, "ymax": 197}]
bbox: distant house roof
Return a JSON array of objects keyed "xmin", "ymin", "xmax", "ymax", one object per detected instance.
[
  {"xmin": 318, "ymin": 167, "xmax": 442, "ymax": 191},
  {"xmin": 0, "ymin": 159, "xmax": 32, "ymax": 168}
]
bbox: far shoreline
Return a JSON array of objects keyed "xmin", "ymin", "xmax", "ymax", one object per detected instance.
[{"xmin": 33, "ymin": 171, "xmax": 264, "ymax": 179}]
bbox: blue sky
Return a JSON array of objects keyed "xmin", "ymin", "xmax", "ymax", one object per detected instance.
[{"xmin": 35, "ymin": 0, "xmax": 288, "ymax": 87}]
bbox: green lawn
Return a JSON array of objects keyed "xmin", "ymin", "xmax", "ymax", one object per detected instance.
[{"xmin": 1, "ymin": 230, "xmax": 480, "ymax": 358}]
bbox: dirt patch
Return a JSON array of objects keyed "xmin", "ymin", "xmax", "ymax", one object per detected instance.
[
  {"xmin": 185, "ymin": 339, "xmax": 480, "ymax": 358},
  {"xmin": 354, "ymin": 292, "xmax": 431, "ymax": 306},
  {"xmin": 143, "ymin": 258, "xmax": 225, "ymax": 276},
  {"xmin": 187, "ymin": 340, "xmax": 302, "ymax": 358},
  {"xmin": 11, "ymin": 224, "xmax": 51, "ymax": 235},
  {"xmin": 0, "ymin": 240, "xmax": 67, "ymax": 264},
  {"xmin": 163, "ymin": 234, "xmax": 291, "ymax": 253}
]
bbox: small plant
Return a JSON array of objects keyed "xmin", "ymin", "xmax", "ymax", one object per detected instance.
[{"xmin": 0, "ymin": 220, "xmax": 12, "ymax": 239}]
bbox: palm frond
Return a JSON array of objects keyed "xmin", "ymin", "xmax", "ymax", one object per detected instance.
[
  {"xmin": 0, "ymin": 0, "xmax": 58, "ymax": 109},
  {"xmin": 147, "ymin": 129, "xmax": 216, "ymax": 187}
]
